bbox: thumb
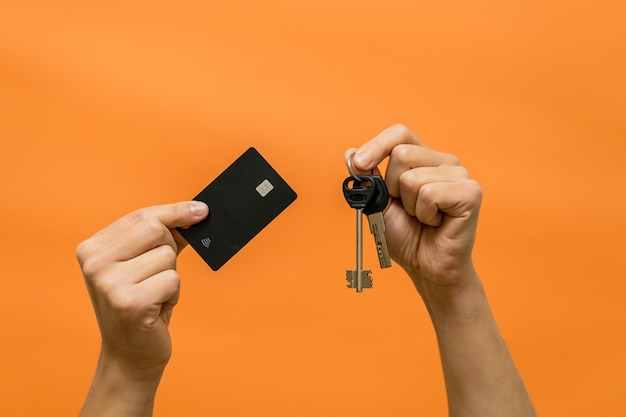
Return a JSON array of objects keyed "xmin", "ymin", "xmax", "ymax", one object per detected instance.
[
  {"xmin": 152, "ymin": 201, "xmax": 209, "ymax": 229},
  {"xmin": 166, "ymin": 201, "xmax": 209, "ymax": 254}
]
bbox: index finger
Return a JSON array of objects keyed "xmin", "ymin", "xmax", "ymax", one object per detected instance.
[{"xmin": 349, "ymin": 124, "xmax": 426, "ymax": 172}]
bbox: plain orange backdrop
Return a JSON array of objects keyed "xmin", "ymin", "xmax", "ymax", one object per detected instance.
[{"xmin": 1, "ymin": 1, "xmax": 625, "ymax": 416}]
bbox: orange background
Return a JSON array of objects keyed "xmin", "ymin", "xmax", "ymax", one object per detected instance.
[{"xmin": 1, "ymin": 1, "xmax": 625, "ymax": 415}]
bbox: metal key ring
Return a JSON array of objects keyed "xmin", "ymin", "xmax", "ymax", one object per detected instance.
[{"xmin": 347, "ymin": 152, "xmax": 364, "ymax": 181}]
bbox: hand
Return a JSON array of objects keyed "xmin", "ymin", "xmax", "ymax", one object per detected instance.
[
  {"xmin": 348, "ymin": 126, "xmax": 536, "ymax": 417},
  {"xmin": 346, "ymin": 124, "xmax": 482, "ymax": 289},
  {"xmin": 76, "ymin": 201, "xmax": 208, "ymax": 379}
]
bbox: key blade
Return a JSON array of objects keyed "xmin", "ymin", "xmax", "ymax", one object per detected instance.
[{"xmin": 366, "ymin": 212, "xmax": 392, "ymax": 269}]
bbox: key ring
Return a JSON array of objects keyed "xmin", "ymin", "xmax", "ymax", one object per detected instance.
[{"xmin": 347, "ymin": 152, "xmax": 363, "ymax": 181}]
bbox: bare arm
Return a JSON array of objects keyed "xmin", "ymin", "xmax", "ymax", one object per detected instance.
[
  {"xmin": 418, "ymin": 271, "xmax": 535, "ymax": 417},
  {"xmin": 348, "ymin": 124, "xmax": 536, "ymax": 417}
]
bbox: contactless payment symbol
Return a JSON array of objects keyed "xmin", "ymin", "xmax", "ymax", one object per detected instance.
[{"xmin": 200, "ymin": 237, "xmax": 212, "ymax": 248}]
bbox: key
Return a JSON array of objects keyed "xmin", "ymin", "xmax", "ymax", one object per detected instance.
[
  {"xmin": 343, "ymin": 176, "xmax": 375, "ymax": 292},
  {"xmin": 363, "ymin": 175, "xmax": 392, "ymax": 269}
]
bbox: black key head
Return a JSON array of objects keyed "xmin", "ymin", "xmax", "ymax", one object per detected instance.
[
  {"xmin": 363, "ymin": 175, "xmax": 389, "ymax": 215},
  {"xmin": 343, "ymin": 176, "xmax": 376, "ymax": 209}
]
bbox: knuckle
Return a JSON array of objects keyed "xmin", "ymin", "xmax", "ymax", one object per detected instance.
[
  {"xmin": 157, "ymin": 244, "xmax": 177, "ymax": 266},
  {"xmin": 173, "ymin": 203, "xmax": 188, "ymax": 222},
  {"xmin": 390, "ymin": 144, "xmax": 413, "ymax": 163},
  {"xmin": 129, "ymin": 208, "xmax": 150, "ymax": 224},
  {"xmin": 385, "ymin": 123, "xmax": 416, "ymax": 143},
  {"xmin": 453, "ymin": 165, "xmax": 470, "ymax": 179},
  {"xmin": 142, "ymin": 216, "xmax": 167, "ymax": 239},
  {"xmin": 161, "ymin": 269, "xmax": 181, "ymax": 291},
  {"xmin": 466, "ymin": 179, "xmax": 483, "ymax": 203},
  {"xmin": 441, "ymin": 152, "xmax": 461, "ymax": 166},
  {"xmin": 419, "ymin": 183, "xmax": 436, "ymax": 203},
  {"xmin": 398, "ymin": 169, "xmax": 417, "ymax": 189},
  {"xmin": 388, "ymin": 123, "xmax": 410, "ymax": 137},
  {"xmin": 75, "ymin": 239, "xmax": 92, "ymax": 265},
  {"xmin": 80, "ymin": 252, "xmax": 107, "ymax": 280}
]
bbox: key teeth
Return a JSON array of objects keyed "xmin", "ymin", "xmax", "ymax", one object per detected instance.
[
  {"xmin": 345, "ymin": 270, "xmax": 373, "ymax": 290},
  {"xmin": 345, "ymin": 270, "xmax": 355, "ymax": 288},
  {"xmin": 362, "ymin": 275, "xmax": 373, "ymax": 288}
]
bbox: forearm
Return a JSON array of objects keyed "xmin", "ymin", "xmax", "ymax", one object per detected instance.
[
  {"xmin": 79, "ymin": 350, "xmax": 163, "ymax": 417},
  {"xmin": 413, "ymin": 270, "xmax": 536, "ymax": 417}
]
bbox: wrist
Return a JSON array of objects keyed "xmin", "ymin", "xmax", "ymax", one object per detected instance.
[
  {"xmin": 408, "ymin": 266, "xmax": 490, "ymax": 327},
  {"xmin": 80, "ymin": 350, "xmax": 164, "ymax": 417}
]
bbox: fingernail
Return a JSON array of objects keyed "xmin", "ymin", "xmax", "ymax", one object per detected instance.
[
  {"xmin": 355, "ymin": 151, "xmax": 372, "ymax": 169},
  {"xmin": 189, "ymin": 201, "xmax": 208, "ymax": 216}
]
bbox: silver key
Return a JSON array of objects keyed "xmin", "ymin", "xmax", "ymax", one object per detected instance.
[
  {"xmin": 363, "ymin": 175, "xmax": 392, "ymax": 269},
  {"xmin": 366, "ymin": 211, "xmax": 392, "ymax": 268},
  {"xmin": 346, "ymin": 208, "xmax": 372, "ymax": 292},
  {"xmin": 343, "ymin": 175, "xmax": 376, "ymax": 292}
]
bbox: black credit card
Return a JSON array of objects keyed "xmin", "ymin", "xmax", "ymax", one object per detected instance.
[{"xmin": 178, "ymin": 147, "xmax": 297, "ymax": 271}]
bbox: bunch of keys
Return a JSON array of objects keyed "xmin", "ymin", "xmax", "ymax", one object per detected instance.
[{"xmin": 342, "ymin": 173, "xmax": 392, "ymax": 292}]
